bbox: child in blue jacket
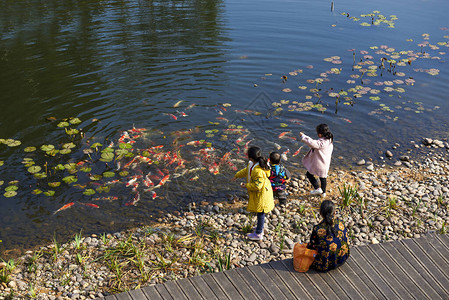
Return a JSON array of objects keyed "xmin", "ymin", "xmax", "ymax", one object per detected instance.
[{"xmin": 269, "ymin": 152, "xmax": 291, "ymax": 205}]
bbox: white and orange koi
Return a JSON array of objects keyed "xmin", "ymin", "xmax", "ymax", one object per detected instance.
[
  {"xmin": 208, "ymin": 162, "xmax": 220, "ymax": 175},
  {"xmin": 177, "ymin": 111, "xmax": 188, "ymax": 117},
  {"xmin": 129, "ymin": 127, "xmax": 147, "ymax": 133},
  {"xmin": 143, "ymin": 190, "xmax": 157, "ymax": 199},
  {"xmin": 216, "ymin": 117, "xmax": 229, "ymax": 123},
  {"xmin": 136, "ymin": 155, "xmax": 153, "ymax": 165},
  {"xmin": 167, "ymin": 113, "xmax": 178, "ymax": 120},
  {"xmin": 93, "ymin": 196, "xmax": 119, "ymax": 201},
  {"xmin": 54, "ymin": 202, "xmax": 75, "ymax": 215},
  {"xmin": 278, "ymin": 131, "xmax": 291, "ymax": 139},
  {"xmin": 80, "ymin": 203, "xmax": 99, "ymax": 209},
  {"xmin": 235, "ymin": 134, "xmax": 249, "ymax": 145},
  {"xmin": 118, "ymin": 131, "xmax": 131, "ymax": 143},
  {"xmin": 154, "ymin": 175, "xmax": 170, "ymax": 188},
  {"xmin": 125, "ymin": 192, "xmax": 140, "ymax": 206},
  {"xmin": 190, "ymin": 175, "xmax": 199, "ymax": 181},
  {"xmin": 105, "ymin": 179, "xmax": 120, "ymax": 185},
  {"xmin": 292, "ymin": 146, "xmax": 304, "ymax": 157},
  {"xmin": 186, "ymin": 103, "xmax": 196, "ymax": 110},
  {"xmin": 186, "ymin": 140, "xmax": 207, "ymax": 147},
  {"xmin": 126, "ymin": 175, "xmax": 142, "ymax": 187},
  {"xmin": 143, "ymin": 174, "xmax": 154, "ymax": 187},
  {"xmin": 123, "ymin": 157, "xmax": 138, "ymax": 169}
]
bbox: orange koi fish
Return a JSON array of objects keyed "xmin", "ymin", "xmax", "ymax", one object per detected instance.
[
  {"xmin": 235, "ymin": 134, "xmax": 249, "ymax": 145},
  {"xmin": 278, "ymin": 131, "xmax": 291, "ymax": 139},
  {"xmin": 292, "ymin": 146, "xmax": 304, "ymax": 157},
  {"xmin": 143, "ymin": 190, "xmax": 157, "ymax": 199},
  {"xmin": 80, "ymin": 203, "xmax": 99, "ymax": 208},
  {"xmin": 186, "ymin": 140, "xmax": 207, "ymax": 147},
  {"xmin": 168, "ymin": 114, "xmax": 178, "ymax": 120},
  {"xmin": 129, "ymin": 127, "xmax": 147, "ymax": 133},
  {"xmin": 143, "ymin": 174, "xmax": 154, "ymax": 187},
  {"xmin": 54, "ymin": 202, "xmax": 75, "ymax": 215},
  {"xmin": 208, "ymin": 162, "xmax": 220, "ymax": 175},
  {"xmin": 288, "ymin": 118, "xmax": 304, "ymax": 124},
  {"xmin": 155, "ymin": 175, "xmax": 170, "ymax": 188},
  {"xmin": 216, "ymin": 117, "xmax": 229, "ymax": 122},
  {"xmin": 125, "ymin": 192, "xmax": 140, "ymax": 206},
  {"xmin": 177, "ymin": 111, "xmax": 188, "ymax": 117},
  {"xmin": 126, "ymin": 175, "xmax": 142, "ymax": 187},
  {"xmin": 105, "ymin": 179, "xmax": 120, "ymax": 185},
  {"xmin": 186, "ymin": 103, "xmax": 196, "ymax": 110},
  {"xmin": 123, "ymin": 157, "xmax": 138, "ymax": 169}
]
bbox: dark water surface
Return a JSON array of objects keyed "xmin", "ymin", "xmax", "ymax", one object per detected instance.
[{"xmin": 0, "ymin": 0, "xmax": 448, "ymax": 256}]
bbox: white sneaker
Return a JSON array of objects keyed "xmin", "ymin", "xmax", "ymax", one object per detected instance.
[
  {"xmin": 310, "ymin": 188, "xmax": 323, "ymax": 195},
  {"xmin": 321, "ymin": 193, "xmax": 326, "ymax": 198}
]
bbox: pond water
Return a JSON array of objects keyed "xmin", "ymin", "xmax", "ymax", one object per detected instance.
[{"xmin": 0, "ymin": 0, "xmax": 448, "ymax": 256}]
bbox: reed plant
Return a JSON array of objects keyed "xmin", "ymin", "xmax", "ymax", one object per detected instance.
[
  {"xmin": 74, "ymin": 230, "xmax": 83, "ymax": 250},
  {"xmin": 0, "ymin": 259, "xmax": 16, "ymax": 283},
  {"xmin": 338, "ymin": 183, "xmax": 359, "ymax": 208},
  {"xmin": 217, "ymin": 252, "xmax": 231, "ymax": 272}
]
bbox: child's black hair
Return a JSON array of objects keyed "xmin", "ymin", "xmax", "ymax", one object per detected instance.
[
  {"xmin": 316, "ymin": 124, "xmax": 333, "ymax": 142},
  {"xmin": 247, "ymin": 146, "xmax": 270, "ymax": 170},
  {"xmin": 269, "ymin": 152, "xmax": 281, "ymax": 164},
  {"xmin": 320, "ymin": 200, "xmax": 337, "ymax": 236}
]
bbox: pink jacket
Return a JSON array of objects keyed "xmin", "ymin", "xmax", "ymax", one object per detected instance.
[{"xmin": 301, "ymin": 134, "xmax": 333, "ymax": 178}]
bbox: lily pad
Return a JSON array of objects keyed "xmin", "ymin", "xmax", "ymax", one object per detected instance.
[
  {"xmin": 91, "ymin": 143, "xmax": 103, "ymax": 149},
  {"xmin": 280, "ymin": 123, "xmax": 288, "ymax": 128},
  {"xmin": 119, "ymin": 171, "xmax": 129, "ymax": 177},
  {"xmin": 46, "ymin": 149, "xmax": 59, "ymax": 156},
  {"xmin": 4, "ymin": 191, "xmax": 17, "ymax": 198},
  {"xmin": 0, "ymin": 161, "xmax": 3, "ymax": 167},
  {"xmin": 90, "ymin": 174, "xmax": 103, "ymax": 181},
  {"xmin": 6, "ymin": 140, "xmax": 21, "ymax": 147},
  {"xmin": 5, "ymin": 185, "xmax": 18, "ymax": 192},
  {"xmin": 80, "ymin": 167, "xmax": 92, "ymax": 172},
  {"xmin": 34, "ymin": 173, "xmax": 47, "ymax": 179},
  {"xmin": 24, "ymin": 147, "xmax": 37, "ymax": 152},
  {"xmin": 63, "ymin": 142, "xmax": 76, "ymax": 149},
  {"xmin": 44, "ymin": 190, "xmax": 55, "ymax": 197},
  {"xmin": 57, "ymin": 121, "xmax": 70, "ymax": 128},
  {"xmin": 32, "ymin": 189, "xmax": 42, "ymax": 195},
  {"xmin": 119, "ymin": 143, "xmax": 132, "ymax": 149},
  {"xmin": 103, "ymin": 171, "xmax": 115, "ymax": 178},
  {"xmin": 60, "ymin": 148, "xmax": 71, "ymax": 155},
  {"xmin": 100, "ymin": 152, "xmax": 114, "ymax": 162},
  {"xmin": 65, "ymin": 128, "xmax": 79, "ymax": 135},
  {"xmin": 83, "ymin": 189, "xmax": 96, "ymax": 196},
  {"xmin": 41, "ymin": 145, "xmax": 55, "ymax": 152},
  {"xmin": 69, "ymin": 118, "xmax": 82, "ymax": 125},
  {"xmin": 55, "ymin": 164, "xmax": 65, "ymax": 171},
  {"xmin": 48, "ymin": 182, "xmax": 61, "ymax": 188},
  {"xmin": 0, "ymin": 181, "xmax": 3, "ymax": 186},
  {"xmin": 62, "ymin": 176, "xmax": 78, "ymax": 184},
  {"xmin": 28, "ymin": 166, "xmax": 42, "ymax": 174},
  {"xmin": 96, "ymin": 186, "xmax": 110, "ymax": 193}
]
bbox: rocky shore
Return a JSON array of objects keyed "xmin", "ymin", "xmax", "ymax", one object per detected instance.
[{"xmin": 1, "ymin": 137, "xmax": 448, "ymax": 300}]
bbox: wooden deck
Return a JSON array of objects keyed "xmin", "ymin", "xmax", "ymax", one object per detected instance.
[{"xmin": 100, "ymin": 232, "xmax": 449, "ymax": 299}]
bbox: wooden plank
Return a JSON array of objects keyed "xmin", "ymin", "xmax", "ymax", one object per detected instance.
[
  {"xmin": 104, "ymin": 295, "xmax": 118, "ymax": 300},
  {"xmin": 234, "ymin": 266, "xmax": 272, "ymax": 299},
  {"xmin": 356, "ymin": 244, "xmax": 414, "ymax": 299},
  {"xmin": 155, "ymin": 283, "xmax": 174, "ymax": 300},
  {"xmin": 141, "ymin": 285, "xmax": 163, "ymax": 300},
  {"xmin": 304, "ymin": 270, "xmax": 339, "ymax": 299},
  {"xmin": 266, "ymin": 260, "xmax": 312, "ymax": 300},
  {"xmin": 380, "ymin": 241, "xmax": 441, "ymax": 300},
  {"xmin": 280, "ymin": 259, "xmax": 326, "ymax": 299},
  {"xmin": 322, "ymin": 267, "xmax": 363, "ymax": 299},
  {"xmin": 256, "ymin": 263, "xmax": 298, "ymax": 300},
  {"xmin": 400, "ymin": 238, "xmax": 449, "ymax": 298},
  {"xmin": 343, "ymin": 248, "xmax": 386, "ymax": 299},
  {"xmin": 115, "ymin": 293, "xmax": 132, "ymax": 300},
  {"xmin": 368, "ymin": 243, "xmax": 427, "ymax": 299},
  {"xmin": 422, "ymin": 234, "xmax": 449, "ymax": 264},
  {"xmin": 247, "ymin": 264, "xmax": 289, "ymax": 299},
  {"xmin": 164, "ymin": 280, "xmax": 187, "ymax": 300},
  {"xmin": 189, "ymin": 276, "xmax": 218, "ymax": 299},
  {"xmin": 211, "ymin": 271, "xmax": 243, "ymax": 299},
  {"xmin": 175, "ymin": 276, "xmax": 203, "ymax": 300},
  {"xmin": 200, "ymin": 273, "xmax": 228, "ymax": 300},
  {"xmin": 413, "ymin": 235, "xmax": 449, "ymax": 277},
  {"xmin": 127, "ymin": 288, "xmax": 148, "ymax": 300},
  {"xmin": 330, "ymin": 262, "xmax": 377, "ymax": 299},
  {"xmin": 223, "ymin": 268, "xmax": 258, "ymax": 300},
  {"xmin": 430, "ymin": 233, "xmax": 449, "ymax": 254},
  {"xmin": 434, "ymin": 232, "xmax": 449, "ymax": 248}
]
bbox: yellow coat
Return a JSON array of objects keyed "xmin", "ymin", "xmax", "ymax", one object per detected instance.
[{"xmin": 235, "ymin": 164, "xmax": 274, "ymax": 213}]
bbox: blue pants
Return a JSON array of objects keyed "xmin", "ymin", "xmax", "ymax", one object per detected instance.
[{"xmin": 255, "ymin": 212, "xmax": 265, "ymax": 234}]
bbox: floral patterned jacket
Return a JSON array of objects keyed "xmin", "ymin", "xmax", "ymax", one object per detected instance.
[{"xmin": 307, "ymin": 219, "xmax": 350, "ymax": 272}]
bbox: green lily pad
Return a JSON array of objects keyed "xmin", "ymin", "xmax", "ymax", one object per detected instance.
[
  {"xmin": 96, "ymin": 186, "xmax": 110, "ymax": 193},
  {"xmin": 0, "ymin": 139, "xmax": 5, "ymax": 144},
  {"xmin": 28, "ymin": 166, "xmax": 42, "ymax": 174},
  {"xmin": 48, "ymin": 182, "xmax": 61, "ymax": 188},
  {"xmin": 115, "ymin": 149, "xmax": 128, "ymax": 156},
  {"xmin": 91, "ymin": 143, "xmax": 103, "ymax": 149},
  {"xmin": 63, "ymin": 142, "xmax": 76, "ymax": 149},
  {"xmin": 62, "ymin": 176, "xmax": 78, "ymax": 184},
  {"xmin": 34, "ymin": 173, "xmax": 47, "ymax": 179},
  {"xmin": 100, "ymin": 152, "xmax": 114, "ymax": 162},
  {"xmin": 57, "ymin": 121, "xmax": 70, "ymax": 127},
  {"xmin": 64, "ymin": 163, "xmax": 77, "ymax": 171},
  {"xmin": 125, "ymin": 152, "xmax": 135, "ymax": 158},
  {"xmin": 119, "ymin": 171, "xmax": 129, "ymax": 177},
  {"xmin": 101, "ymin": 147, "xmax": 114, "ymax": 153},
  {"xmin": 103, "ymin": 171, "xmax": 115, "ymax": 178},
  {"xmin": 60, "ymin": 148, "xmax": 71, "ymax": 155},
  {"xmin": 69, "ymin": 118, "xmax": 82, "ymax": 125},
  {"xmin": 0, "ymin": 161, "xmax": 3, "ymax": 167},
  {"xmin": 41, "ymin": 145, "xmax": 55, "ymax": 152},
  {"xmin": 90, "ymin": 174, "xmax": 103, "ymax": 181},
  {"xmin": 119, "ymin": 143, "xmax": 132, "ymax": 149},
  {"xmin": 55, "ymin": 164, "xmax": 65, "ymax": 171},
  {"xmin": 65, "ymin": 128, "xmax": 79, "ymax": 135},
  {"xmin": 44, "ymin": 190, "xmax": 55, "ymax": 196},
  {"xmin": 32, "ymin": 189, "xmax": 42, "ymax": 195},
  {"xmin": 280, "ymin": 123, "xmax": 288, "ymax": 128},
  {"xmin": 9, "ymin": 180, "xmax": 19, "ymax": 185},
  {"xmin": 24, "ymin": 147, "xmax": 36, "ymax": 152},
  {"xmin": 5, "ymin": 185, "xmax": 18, "ymax": 192},
  {"xmin": 0, "ymin": 181, "xmax": 3, "ymax": 186},
  {"xmin": 83, "ymin": 189, "xmax": 96, "ymax": 196},
  {"xmin": 80, "ymin": 167, "xmax": 92, "ymax": 172},
  {"xmin": 4, "ymin": 191, "xmax": 17, "ymax": 198},
  {"xmin": 6, "ymin": 140, "xmax": 21, "ymax": 147},
  {"xmin": 46, "ymin": 149, "xmax": 59, "ymax": 156}
]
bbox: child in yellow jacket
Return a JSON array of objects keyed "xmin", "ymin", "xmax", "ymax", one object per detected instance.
[{"xmin": 235, "ymin": 146, "xmax": 274, "ymax": 241}]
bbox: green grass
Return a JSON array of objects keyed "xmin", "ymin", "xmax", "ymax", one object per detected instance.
[
  {"xmin": 0, "ymin": 259, "xmax": 16, "ymax": 283},
  {"xmin": 338, "ymin": 183, "xmax": 359, "ymax": 208}
]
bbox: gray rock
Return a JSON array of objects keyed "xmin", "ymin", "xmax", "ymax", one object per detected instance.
[
  {"xmin": 394, "ymin": 161, "xmax": 402, "ymax": 166},
  {"xmin": 357, "ymin": 159, "xmax": 366, "ymax": 166},
  {"xmin": 386, "ymin": 151, "xmax": 393, "ymax": 157},
  {"xmin": 366, "ymin": 165, "xmax": 374, "ymax": 171},
  {"xmin": 399, "ymin": 155, "xmax": 410, "ymax": 162},
  {"xmin": 422, "ymin": 138, "xmax": 433, "ymax": 146},
  {"xmin": 246, "ymin": 253, "xmax": 257, "ymax": 262}
]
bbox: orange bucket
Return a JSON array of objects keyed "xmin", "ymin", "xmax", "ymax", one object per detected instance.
[{"xmin": 293, "ymin": 243, "xmax": 317, "ymax": 272}]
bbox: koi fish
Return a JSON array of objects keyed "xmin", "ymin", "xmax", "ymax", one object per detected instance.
[
  {"xmin": 171, "ymin": 129, "xmax": 192, "ymax": 136},
  {"xmin": 167, "ymin": 114, "xmax": 178, "ymax": 120},
  {"xmin": 186, "ymin": 103, "xmax": 196, "ymax": 110},
  {"xmin": 288, "ymin": 118, "xmax": 304, "ymax": 124},
  {"xmin": 208, "ymin": 162, "xmax": 220, "ymax": 175},
  {"xmin": 126, "ymin": 175, "xmax": 142, "ymax": 187},
  {"xmin": 155, "ymin": 175, "xmax": 170, "ymax": 188},
  {"xmin": 186, "ymin": 140, "xmax": 207, "ymax": 147},
  {"xmin": 54, "ymin": 202, "xmax": 74, "ymax": 215},
  {"xmin": 173, "ymin": 100, "xmax": 184, "ymax": 108},
  {"xmin": 292, "ymin": 146, "xmax": 304, "ymax": 157},
  {"xmin": 80, "ymin": 203, "xmax": 99, "ymax": 208},
  {"xmin": 340, "ymin": 117, "xmax": 352, "ymax": 123},
  {"xmin": 235, "ymin": 110, "xmax": 247, "ymax": 114},
  {"xmin": 143, "ymin": 174, "xmax": 154, "ymax": 187},
  {"xmin": 235, "ymin": 134, "xmax": 249, "ymax": 145},
  {"xmin": 281, "ymin": 149, "xmax": 290, "ymax": 161},
  {"xmin": 216, "ymin": 117, "xmax": 229, "ymax": 122},
  {"xmin": 105, "ymin": 180, "xmax": 120, "ymax": 186},
  {"xmin": 125, "ymin": 192, "xmax": 140, "ymax": 206},
  {"xmin": 278, "ymin": 131, "xmax": 291, "ymax": 139},
  {"xmin": 93, "ymin": 196, "xmax": 118, "ymax": 201},
  {"xmin": 129, "ymin": 127, "xmax": 147, "ymax": 133},
  {"xmin": 143, "ymin": 190, "xmax": 157, "ymax": 199},
  {"xmin": 177, "ymin": 111, "xmax": 188, "ymax": 117},
  {"xmin": 190, "ymin": 175, "xmax": 199, "ymax": 181},
  {"xmin": 123, "ymin": 157, "xmax": 138, "ymax": 169}
]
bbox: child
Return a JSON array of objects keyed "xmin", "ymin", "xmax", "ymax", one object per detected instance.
[
  {"xmin": 269, "ymin": 152, "xmax": 291, "ymax": 206},
  {"xmin": 299, "ymin": 124, "xmax": 333, "ymax": 198},
  {"xmin": 234, "ymin": 146, "xmax": 274, "ymax": 241}
]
